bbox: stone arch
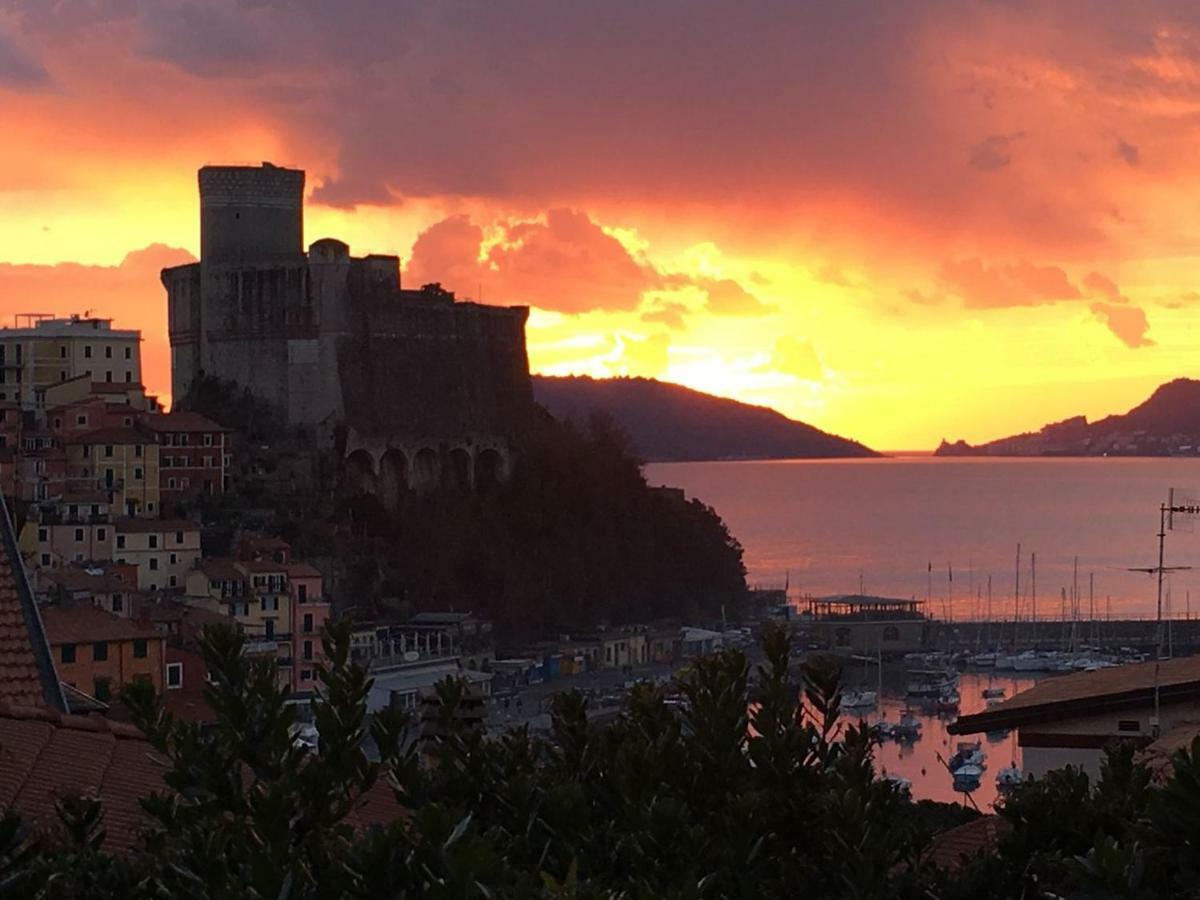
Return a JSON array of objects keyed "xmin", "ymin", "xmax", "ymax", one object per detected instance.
[
  {"xmin": 412, "ymin": 448, "xmax": 440, "ymax": 495},
  {"xmin": 378, "ymin": 448, "xmax": 409, "ymax": 511},
  {"xmin": 444, "ymin": 447, "xmax": 473, "ymax": 492},
  {"xmin": 475, "ymin": 448, "xmax": 504, "ymax": 492},
  {"xmin": 345, "ymin": 449, "xmax": 377, "ymax": 496}
]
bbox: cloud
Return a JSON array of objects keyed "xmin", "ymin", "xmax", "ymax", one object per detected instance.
[
  {"xmin": 0, "ymin": 244, "xmax": 195, "ymax": 400},
  {"xmin": 701, "ymin": 278, "xmax": 774, "ymax": 316},
  {"xmin": 1083, "ymin": 271, "xmax": 1123, "ymax": 302},
  {"xmin": 816, "ymin": 264, "xmax": 851, "ymax": 286},
  {"xmin": 0, "ymin": 27, "xmax": 50, "ymax": 87},
  {"xmin": 969, "ymin": 133, "xmax": 1025, "ymax": 172},
  {"xmin": 404, "ymin": 214, "xmax": 486, "ymax": 291},
  {"xmin": 939, "ymin": 258, "xmax": 1081, "ymax": 308},
  {"xmin": 770, "ymin": 336, "xmax": 823, "ymax": 381},
  {"xmin": 1091, "ymin": 302, "xmax": 1153, "ymax": 348},
  {"xmin": 1116, "ymin": 140, "xmax": 1140, "ymax": 166},
  {"xmin": 641, "ymin": 301, "xmax": 689, "ymax": 331}
]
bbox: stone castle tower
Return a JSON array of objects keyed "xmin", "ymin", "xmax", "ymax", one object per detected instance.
[{"xmin": 163, "ymin": 163, "xmax": 533, "ymax": 497}]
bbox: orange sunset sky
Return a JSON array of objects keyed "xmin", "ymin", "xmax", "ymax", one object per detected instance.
[{"xmin": 2, "ymin": 2, "xmax": 1200, "ymax": 450}]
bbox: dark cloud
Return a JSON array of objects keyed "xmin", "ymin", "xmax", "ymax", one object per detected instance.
[
  {"xmin": 1116, "ymin": 140, "xmax": 1140, "ymax": 166},
  {"xmin": 0, "ymin": 27, "xmax": 50, "ymax": 87},
  {"xmin": 969, "ymin": 133, "xmax": 1024, "ymax": 172},
  {"xmin": 939, "ymin": 258, "xmax": 1080, "ymax": 308}
]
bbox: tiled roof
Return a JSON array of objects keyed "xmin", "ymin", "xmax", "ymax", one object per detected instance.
[
  {"xmin": 40, "ymin": 605, "xmax": 162, "ymax": 645},
  {"xmin": 951, "ymin": 656, "xmax": 1200, "ymax": 735},
  {"xmin": 923, "ymin": 815, "xmax": 1008, "ymax": 872},
  {"xmin": 0, "ymin": 702, "xmax": 404, "ymax": 853},
  {"xmin": 284, "ymin": 562, "xmax": 322, "ymax": 578},
  {"xmin": 1136, "ymin": 721, "xmax": 1200, "ymax": 780},
  {"xmin": 0, "ymin": 491, "xmax": 65, "ymax": 710},
  {"xmin": 140, "ymin": 411, "xmax": 226, "ymax": 432},
  {"xmin": 197, "ymin": 557, "xmax": 244, "ymax": 582}
]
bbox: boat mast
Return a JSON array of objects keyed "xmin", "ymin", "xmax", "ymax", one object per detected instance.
[
  {"xmin": 1013, "ymin": 543, "xmax": 1021, "ymax": 649},
  {"xmin": 1031, "ymin": 551, "xmax": 1037, "ymax": 647}
]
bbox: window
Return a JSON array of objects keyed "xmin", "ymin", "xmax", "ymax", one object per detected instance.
[
  {"xmin": 147, "ymin": 502, "xmax": 155, "ymax": 513},
  {"xmin": 84, "ymin": 345, "xmax": 92, "ymax": 359},
  {"xmin": 265, "ymin": 619, "xmax": 275, "ymax": 638},
  {"xmin": 133, "ymin": 639, "xmax": 147, "ymax": 659},
  {"xmin": 175, "ymin": 531, "xmax": 184, "ymax": 544},
  {"xmin": 104, "ymin": 444, "xmax": 113, "ymax": 458},
  {"xmin": 167, "ymin": 477, "xmax": 176, "ymax": 490},
  {"xmin": 116, "ymin": 535, "xmax": 125, "ymax": 549},
  {"xmin": 148, "ymin": 535, "xmax": 158, "ymax": 549},
  {"xmin": 1118, "ymin": 720, "xmax": 1141, "ymax": 733},
  {"xmin": 74, "ymin": 528, "xmax": 84, "ymax": 542},
  {"xmin": 169, "ymin": 575, "xmax": 177, "ymax": 587},
  {"xmin": 301, "ymin": 669, "xmax": 312, "ymax": 682},
  {"xmin": 124, "ymin": 371, "xmax": 132, "ymax": 383},
  {"xmin": 59, "ymin": 345, "xmax": 66, "ymax": 359},
  {"xmin": 134, "ymin": 467, "xmax": 143, "ymax": 480},
  {"xmin": 105, "ymin": 371, "xmax": 112, "ymax": 383},
  {"xmin": 40, "ymin": 553, "xmax": 50, "ymax": 567},
  {"xmin": 97, "ymin": 528, "xmax": 106, "ymax": 542},
  {"xmin": 204, "ymin": 434, "xmax": 213, "ymax": 447},
  {"xmin": 303, "ymin": 639, "xmax": 313, "ymax": 661},
  {"xmin": 93, "ymin": 678, "xmax": 111, "ymax": 702},
  {"xmin": 105, "ymin": 346, "xmax": 112, "ymax": 358},
  {"xmin": 261, "ymin": 597, "xmax": 269, "ymax": 612},
  {"xmin": 169, "ymin": 552, "xmax": 177, "ymax": 564},
  {"xmin": 303, "ymin": 613, "xmax": 313, "ymax": 633},
  {"xmin": 297, "ymin": 583, "xmax": 307, "ymax": 604},
  {"xmin": 93, "ymin": 641, "xmax": 108, "ymax": 662},
  {"xmin": 124, "ymin": 346, "xmax": 131, "ymax": 360},
  {"xmin": 60, "ymin": 644, "xmax": 76, "ymax": 664},
  {"xmin": 149, "ymin": 557, "xmax": 158, "ymax": 571},
  {"xmin": 37, "ymin": 527, "xmax": 47, "ymax": 542},
  {"xmin": 166, "ymin": 662, "xmax": 183, "ymax": 689},
  {"xmin": 112, "ymin": 594, "xmax": 123, "ymax": 613},
  {"xmin": 134, "ymin": 444, "xmax": 142, "ymax": 458}
]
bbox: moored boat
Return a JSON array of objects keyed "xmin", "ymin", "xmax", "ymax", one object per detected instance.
[{"xmin": 996, "ymin": 764, "xmax": 1023, "ymax": 791}]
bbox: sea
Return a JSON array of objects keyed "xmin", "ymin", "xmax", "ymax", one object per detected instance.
[
  {"xmin": 644, "ymin": 455, "xmax": 1200, "ymax": 807},
  {"xmin": 645, "ymin": 456, "xmax": 1200, "ymax": 621}
]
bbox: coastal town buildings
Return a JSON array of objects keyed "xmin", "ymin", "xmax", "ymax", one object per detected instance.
[
  {"xmin": 113, "ymin": 518, "xmax": 202, "ymax": 591},
  {"xmin": 40, "ymin": 604, "xmax": 166, "ymax": 701}
]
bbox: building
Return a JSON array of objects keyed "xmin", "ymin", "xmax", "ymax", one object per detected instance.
[
  {"xmin": 801, "ymin": 595, "xmax": 928, "ymax": 656},
  {"xmin": 0, "ymin": 314, "xmax": 141, "ymax": 410},
  {"xmin": 66, "ymin": 427, "xmax": 160, "ymax": 517},
  {"xmin": 950, "ymin": 656, "xmax": 1200, "ymax": 778},
  {"xmin": 163, "ymin": 163, "xmax": 533, "ymax": 504},
  {"xmin": 40, "ymin": 604, "xmax": 165, "ymax": 701},
  {"xmin": 113, "ymin": 518, "xmax": 202, "ymax": 591},
  {"xmin": 19, "ymin": 494, "xmax": 114, "ymax": 569},
  {"xmin": 286, "ymin": 562, "xmax": 328, "ymax": 691},
  {"xmin": 140, "ymin": 411, "xmax": 229, "ymax": 507},
  {"xmin": 33, "ymin": 565, "xmax": 137, "ymax": 617}
]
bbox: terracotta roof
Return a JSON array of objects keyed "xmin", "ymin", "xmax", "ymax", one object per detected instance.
[
  {"xmin": 923, "ymin": 815, "xmax": 1008, "ymax": 873},
  {"xmin": 951, "ymin": 656, "xmax": 1200, "ymax": 735},
  {"xmin": 140, "ymin": 412, "xmax": 226, "ymax": 433},
  {"xmin": 40, "ymin": 605, "xmax": 161, "ymax": 644},
  {"xmin": 284, "ymin": 562, "xmax": 322, "ymax": 578},
  {"xmin": 0, "ymin": 491, "xmax": 65, "ymax": 710},
  {"xmin": 39, "ymin": 567, "xmax": 130, "ymax": 595},
  {"xmin": 0, "ymin": 702, "xmax": 404, "ymax": 852},
  {"xmin": 238, "ymin": 559, "xmax": 289, "ymax": 574},
  {"xmin": 197, "ymin": 558, "xmax": 245, "ymax": 582},
  {"xmin": 1136, "ymin": 721, "xmax": 1200, "ymax": 780},
  {"xmin": 114, "ymin": 517, "xmax": 199, "ymax": 534}
]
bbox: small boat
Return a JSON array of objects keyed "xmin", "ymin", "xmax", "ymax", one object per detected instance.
[
  {"xmin": 953, "ymin": 764, "xmax": 984, "ymax": 792},
  {"xmin": 994, "ymin": 655, "xmax": 1015, "ymax": 670},
  {"xmin": 936, "ymin": 689, "xmax": 961, "ymax": 712},
  {"xmin": 982, "ymin": 687, "xmax": 1006, "ymax": 699},
  {"xmin": 870, "ymin": 718, "xmax": 893, "ymax": 739},
  {"xmin": 970, "ymin": 651, "xmax": 997, "ymax": 667},
  {"xmin": 949, "ymin": 741, "xmax": 986, "ymax": 772},
  {"xmin": 891, "ymin": 712, "xmax": 922, "ymax": 741},
  {"xmin": 842, "ymin": 689, "xmax": 878, "ymax": 708},
  {"xmin": 996, "ymin": 764, "xmax": 1024, "ymax": 791},
  {"xmin": 883, "ymin": 775, "xmax": 912, "ymax": 797},
  {"xmin": 1011, "ymin": 651, "xmax": 1045, "ymax": 672}
]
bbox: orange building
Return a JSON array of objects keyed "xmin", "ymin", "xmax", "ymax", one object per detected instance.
[{"xmin": 40, "ymin": 604, "xmax": 165, "ymax": 702}]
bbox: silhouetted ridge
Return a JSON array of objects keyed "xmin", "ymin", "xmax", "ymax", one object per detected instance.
[
  {"xmin": 935, "ymin": 378, "xmax": 1200, "ymax": 457},
  {"xmin": 532, "ymin": 375, "xmax": 877, "ymax": 461}
]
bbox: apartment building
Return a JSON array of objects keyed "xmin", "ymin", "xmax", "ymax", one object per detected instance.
[
  {"xmin": 141, "ymin": 411, "xmax": 228, "ymax": 507},
  {"xmin": 19, "ymin": 494, "xmax": 114, "ymax": 569},
  {"xmin": 66, "ymin": 427, "xmax": 160, "ymax": 517},
  {"xmin": 113, "ymin": 518, "xmax": 201, "ymax": 591},
  {"xmin": 0, "ymin": 315, "xmax": 141, "ymax": 410},
  {"xmin": 40, "ymin": 604, "xmax": 165, "ymax": 701},
  {"xmin": 287, "ymin": 562, "xmax": 329, "ymax": 690}
]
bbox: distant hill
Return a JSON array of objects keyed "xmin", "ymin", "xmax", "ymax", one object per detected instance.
[
  {"xmin": 532, "ymin": 375, "xmax": 877, "ymax": 461},
  {"xmin": 936, "ymin": 378, "xmax": 1200, "ymax": 457}
]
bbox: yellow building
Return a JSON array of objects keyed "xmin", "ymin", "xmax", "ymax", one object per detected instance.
[
  {"xmin": 113, "ymin": 518, "xmax": 201, "ymax": 591},
  {"xmin": 40, "ymin": 604, "xmax": 165, "ymax": 700},
  {"xmin": 0, "ymin": 315, "xmax": 141, "ymax": 410},
  {"xmin": 66, "ymin": 427, "xmax": 160, "ymax": 518},
  {"xmin": 19, "ymin": 498, "xmax": 114, "ymax": 570}
]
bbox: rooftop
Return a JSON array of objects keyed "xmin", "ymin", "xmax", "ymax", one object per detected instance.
[
  {"xmin": 950, "ymin": 655, "xmax": 1200, "ymax": 735},
  {"xmin": 40, "ymin": 605, "xmax": 161, "ymax": 645},
  {"xmin": 0, "ymin": 491, "xmax": 65, "ymax": 710},
  {"xmin": 922, "ymin": 815, "xmax": 1008, "ymax": 873},
  {"xmin": 0, "ymin": 315, "xmax": 139, "ymax": 338},
  {"xmin": 140, "ymin": 411, "xmax": 227, "ymax": 432},
  {"xmin": 38, "ymin": 566, "xmax": 130, "ymax": 595}
]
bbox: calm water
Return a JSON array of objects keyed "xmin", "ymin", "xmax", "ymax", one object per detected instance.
[{"xmin": 646, "ymin": 457, "xmax": 1200, "ymax": 620}]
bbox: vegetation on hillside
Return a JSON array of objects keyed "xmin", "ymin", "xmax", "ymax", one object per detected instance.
[{"xmin": 5, "ymin": 622, "xmax": 1200, "ymax": 898}]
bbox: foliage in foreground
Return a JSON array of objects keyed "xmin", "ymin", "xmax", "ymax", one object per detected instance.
[{"xmin": 3, "ymin": 622, "xmax": 1200, "ymax": 898}]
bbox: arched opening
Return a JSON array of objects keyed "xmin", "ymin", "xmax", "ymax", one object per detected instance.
[
  {"xmin": 475, "ymin": 448, "xmax": 504, "ymax": 493},
  {"xmin": 412, "ymin": 448, "xmax": 440, "ymax": 495},
  {"xmin": 345, "ymin": 449, "xmax": 376, "ymax": 496},
  {"xmin": 378, "ymin": 449, "xmax": 408, "ymax": 511},
  {"xmin": 444, "ymin": 447, "xmax": 472, "ymax": 492},
  {"xmin": 882, "ymin": 625, "xmax": 900, "ymax": 642}
]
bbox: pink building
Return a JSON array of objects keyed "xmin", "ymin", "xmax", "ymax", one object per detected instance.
[{"xmin": 286, "ymin": 562, "xmax": 329, "ymax": 692}]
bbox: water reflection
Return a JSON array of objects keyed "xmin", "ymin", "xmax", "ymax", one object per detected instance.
[{"xmin": 842, "ymin": 670, "xmax": 1040, "ymax": 809}]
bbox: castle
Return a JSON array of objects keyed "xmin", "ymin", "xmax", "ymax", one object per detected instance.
[{"xmin": 162, "ymin": 163, "xmax": 533, "ymax": 499}]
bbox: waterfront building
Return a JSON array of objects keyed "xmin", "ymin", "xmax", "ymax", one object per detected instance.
[{"xmin": 802, "ymin": 595, "xmax": 928, "ymax": 656}]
